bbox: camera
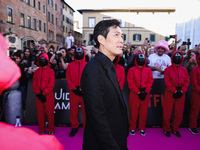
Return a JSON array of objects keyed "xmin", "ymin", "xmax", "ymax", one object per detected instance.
[
  {"xmin": 170, "ymin": 35, "xmax": 176, "ymax": 38},
  {"xmin": 182, "ymin": 41, "xmax": 191, "ymax": 46},
  {"xmin": 55, "ymin": 52, "xmax": 62, "ymax": 58},
  {"xmin": 91, "ymin": 50, "xmax": 96, "ymax": 55}
]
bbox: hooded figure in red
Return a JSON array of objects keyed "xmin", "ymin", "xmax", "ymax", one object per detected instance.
[
  {"xmin": 32, "ymin": 53, "xmax": 55, "ymax": 134},
  {"xmin": 66, "ymin": 46, "xmax": 87, "ymax": 137},
  {"xmin": 127, "ymin": 52, "xmax": 154, "ymax": 136},
  {"xmin": 113, "ymin": 55, "xmax": 125, "ymax": 90},
  {"xmin": 189, "ymin": 54, "xmax": 200, "ymax": 134},
  {"xmin": 163, "ymin": 50, "xmax": 189, "ymax": 137}
]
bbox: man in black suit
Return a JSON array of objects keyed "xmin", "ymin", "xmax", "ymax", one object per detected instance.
[{"xmin": 81, "ymin": 19, "xmax": 129, "ymax": 150}]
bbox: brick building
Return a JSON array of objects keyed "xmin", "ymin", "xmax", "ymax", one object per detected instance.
[{"xmin": 0, "ymin": 0, "xmax": 75, "ymax": 54}]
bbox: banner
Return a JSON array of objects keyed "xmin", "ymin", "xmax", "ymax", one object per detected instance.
[{"xmin": 25, "ymin": 79, "xmax": 191, "ymax": 127}]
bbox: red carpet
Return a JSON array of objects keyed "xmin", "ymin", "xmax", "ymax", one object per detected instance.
[{"xmin": 23, "ymin": 125, "xmax": 200, "ymax": 150}]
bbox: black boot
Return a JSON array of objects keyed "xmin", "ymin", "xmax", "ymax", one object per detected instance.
[{"xmin": 69, "ymin": 128, "xmax": 78, "ymax": 137}]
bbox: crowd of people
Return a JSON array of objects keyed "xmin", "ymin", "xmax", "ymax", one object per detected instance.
[{"xmin": 1, "ymin": 20, "xmax": 200, "ymax": 145}]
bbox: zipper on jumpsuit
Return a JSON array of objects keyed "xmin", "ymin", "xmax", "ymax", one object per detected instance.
[
  {"xmin": 140, "ymin": 67, "xmax": 142, "ymax": 89},
  {"xmin": 40, "ymin": 68, "xmax": 43, "ymax": 93},
  {"xmin": 78, "ymin": 61, "xmax": 80, "ymax": 87}
]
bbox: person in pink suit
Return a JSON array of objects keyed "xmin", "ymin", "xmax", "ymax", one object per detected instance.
[
  {"xmin": 163, "ymin": 50, "xmax": 189, "ymax": 137},
  {"xmin": 66, "ymin": 46, "xmax": 87, "ymax": 137},
  {"xmin": 127, "ymin": 52, "xmax": 154, "ymax": 136},
  {"xmin": 188, "ymin": 54, "xmax": 200, "ymax": 135},
  {"xmin": 32, "ymin": 53, "xmax": 55, "ymax": 135}
]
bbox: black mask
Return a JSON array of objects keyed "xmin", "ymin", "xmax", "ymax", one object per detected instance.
[
  {"xmin": 136, "ymin": 53, "xmax": 145, "ymax": 66},
  {"xmin": 172, "ymin": 53, "xmax": 182, "ymax": 64},
  {"xmin": 39, "ymin": 57, "xmax": 48, "ymax": 67},
  {"xmin": 75, "ymin": 47, "xmax": 84, "ymax": 60}
]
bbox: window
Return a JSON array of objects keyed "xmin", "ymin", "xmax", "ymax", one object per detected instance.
[
  {"xmin": 63, "ymin": 26, "xmax": 65, "ymax": 32},
  {"xmin": 63, "ymin": 15, "xmax": 65, "ymax": 21},
  {"xmin": 7, "ymin": 7, "xmax": 13, "ymax": 23},
  {"xmin": 48, "ymin": 12, "xmax": 50, "ymax": 22},
  {"xmin": 20, "ymin": 13, "xmax": 25, "ymax": 26},
  {"xmin": 51, "ymin": 0, "xmax": 53, "ymax": 8},
  {"xmin": 49, "ymin": 31, "xmax": 54, "ymax": 41},
  {"xmin": 103, "ymin": 17, "xmax": 110, "ymax": 20},
  {"xmin": 56, "ymin": 18, "xmax": 58, "ymax": 25},
  {"xmin": 27, "ymin": 16, "xmax": 31, "ymax": 29},
  {"xmin": 55, "ymin": 4, "xmax": 57, "ymax": 11},
  {"xmin": 39, "ymin": 20, "xmax": 42, "ymax": 31},
  {"xmin": 26, "ymin": 0, "xmax": 30, "ymax": 5},
  {"xmin": 48, "ymin": 0, "xmax": 50, "ymax": 5},
  {"xmin": 33, "ymin": 18, "xmax": 37, "ymax": 30},
  {"xmin": 119, "ymin": 19, "xmax": 126, "ymax": 27},
  {"xmin": 44, "ymin": 23, "xmax": 46, "ymax": 32},
  {"xmin": 66, "ymin": 27, "xmax": 67, "ymax": 33},
  {"xmin": 150, "ymin": 34, "xmax": 155, "ymax": 42},
  {"xmin": 38, "ymin": 1, "xmax": 41, "ymax": 10},
  {"xmin": 33, "ymin": 0, "xmax": 36, "ymax": 8},
  {"xmin": 51, "ymin": 14, "xmax": 54, "ymax": 24},
  {"xmin": 123, "ymin": 34, "xmax": 126, "ymax": 41},
  {"xmin": 43, "ymin": 5, "xmax": 46, "ymax": 14},
  {"xmin": 133, "ymin": 34, "xmax": 141, "ymax": 41},
  {"xmin": 88, "ymin": 17, "xmax": 95, "ymax": 28}
]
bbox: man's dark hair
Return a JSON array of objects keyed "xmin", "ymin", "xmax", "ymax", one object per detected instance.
[
  {"xmin": 13, "ymin": 52, "xmax": 22, "ymax": 59},
  {"xmin": 93, "ymin": 19, "xmax": 120, "ymax": 49},
  {"xmin": 59, "ymin": 47, "xmax": 67, "ymax": 51}
]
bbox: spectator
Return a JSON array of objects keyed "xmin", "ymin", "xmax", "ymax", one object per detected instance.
[
  {"xmin": 69, "ymin": 45, "xmax": 76, "ymax": 61},
  {"xmin": 13, "ymin": 52, "xmax": 26, "ymax": 113},
  {"xmin": 184, "ymin": 50, "xmax": 198, "ymax": 77},
  {"xmin": 148, "ymin": 40, "xmax": 171, "ymax": 79},
  {"xmin": 163, "ymin": 51, "xmax": 189, "ymax": 138},
  {"xmin": 32, "ymin": 53, "xmax": 55, "ymax": 135},
  {"xmin": 127, "ymin": 45, "xmax": 138, "ymax": 69},
  {"xmin": 40, "ymin": 43, "xmax": 48, "ymax": 54},
  {"xmin": 50, "ymin": 47, "xmax": 72, "ymax": 79},
  {"xmin": 66, "ymin": 31, "xmax": 74, "ymax": 50},
  {"xmin": 127, "ymin": 52, "xmax": 154, "ymax": 136}
]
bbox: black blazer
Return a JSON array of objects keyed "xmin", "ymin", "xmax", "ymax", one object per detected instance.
[{"xmin": 81, "ymin": 52, "xmax": 129, "ymax": 150}]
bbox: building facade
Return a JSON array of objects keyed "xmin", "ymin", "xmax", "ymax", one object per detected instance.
[
  {"xmin": 62, "ymin": 0, "xmax": 75, "ymax": 46},
  {"xmin": 0, "ymin": 0, "xmax": 75, "ymax": 54},
  {"xmin": 78, "ymin": 8, "xmax": 175, "ymax": 48}
]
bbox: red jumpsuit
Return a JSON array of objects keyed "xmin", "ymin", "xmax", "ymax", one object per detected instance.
[
  {"xmin": 66, "ymin": 48, "xmax": 87, "ymax": 128},
  {"xmin": 114, "ymin": 55, "xmax": 125, "ymax": 90},
  {"xmin": 163, "ymin": 51, "xmax": 189, "ymax": 132},
  {"xmin": 189, "ymin": 55, "xmax": 200, "ymax": 128},
  {"xmin": 127, "ymin": 52, "xmax": 154, "ymax": 131},
  {"xmin": 33, "ymin": 53, "xmax": 55, "ymax": 133}
]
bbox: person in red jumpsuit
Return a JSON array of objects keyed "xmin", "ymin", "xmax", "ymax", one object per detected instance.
[
  {"xmin": 127, "ymin": 52, "xmax": 154, "ymax": 136},
  {"xmin": 163, "ymin": 50, "xmax": 189, "ymax": 137},
  {"xmin": 66, "ymin": 46, "xmax": 87, "ymax": 137},
  {"xmin": 189, "ymin": 54, "xmax": 200, "ymax": 135},
  {"xmin": 113, "ymin": 55, "xmax": 125, "ymax": 90},
  {"xmin": 32, "ymin": 53, "xmax": 55, "ymax": 135}
]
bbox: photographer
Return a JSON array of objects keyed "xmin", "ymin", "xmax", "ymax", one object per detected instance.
[{"xmin": 50, "ymin": 47, "xmax": 72, "ymax": 79}]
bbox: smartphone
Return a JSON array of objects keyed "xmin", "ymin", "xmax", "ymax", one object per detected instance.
[
  {"xmin": 182, "ymin": 42, "xmax": 187, "ymax": 45},
  {"xmin": 191, "ymin": 53, "xmax": 196, "ymax": 59}
]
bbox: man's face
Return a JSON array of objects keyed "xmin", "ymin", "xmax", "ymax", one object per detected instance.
[
  {"xmin": 100, "ymin": 26, "xmax": 124, "ymax": 59},
  {"xmin": 68, "ymin": 32, "xmax": 72, "ymax": 36},
  {"xmin": 179, "ymin": 45, "xmax": 186, "ymax": 55},
  {"xmin": 14, "ymin": 56, "xmax": 21, "ymax": 64},
  {"xmin": 41, "ymin": 44, "xmax": 48, "ymax": 53},
  {"xmin": 157, "ymin": 47, "xmax": 165, "ymax": 56}
]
